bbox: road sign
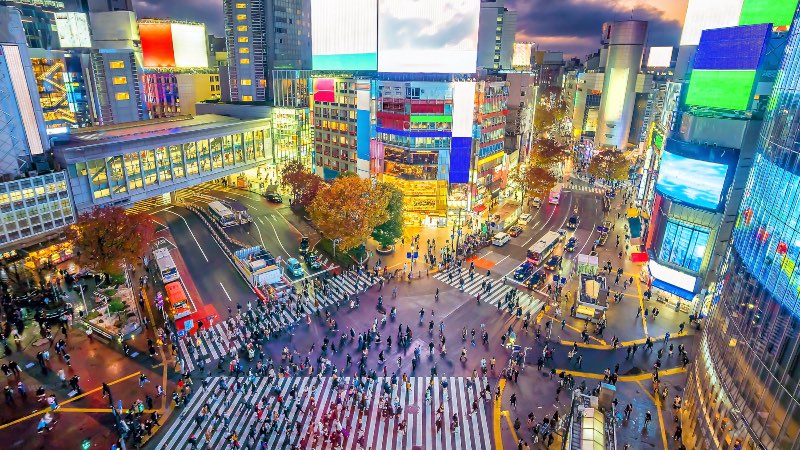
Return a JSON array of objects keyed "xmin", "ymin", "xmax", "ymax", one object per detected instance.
[
  {"xmin": 561, "ymin": 277, "xmax": 567, "ymax": 284},
  {"xmin": 458, "ymin": 229, "xmax": 462, "ymax": 236},
  {"xmin": 553, "ymin": 274, "xmax": 559, "ymax": 282},
  {"xmin": 413, "ymin": 252, "xmax": 418, "ymax": 259},
  {"xmin": 184, "ymin": 319, "xmax": 194, "ymax": 330},
  {"xmin": 406, "ymin": 252, "xmax": 412, "ymax": 259},
  {"xmin": 177, "ymin": 329, "xmax": 186, "ymax": 337},
  {"xmin": 596, "ymin": 226, "xmax": 609, "ymax": 233}
]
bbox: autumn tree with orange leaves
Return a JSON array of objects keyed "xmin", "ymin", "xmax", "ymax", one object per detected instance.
[
  {"xmin": 66, "ymin": 206, "xmax": 155, "ymax": 274},
  {"xmin": 280, "ymin": 160, "xmax": 323, "ymax": 210},
  {"xmin": 308, "ymin": 175, "xmax": 391, "ymax": 251}
]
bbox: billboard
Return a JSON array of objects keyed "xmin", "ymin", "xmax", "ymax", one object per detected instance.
[
  {"xmin": 55, "ymin": 12, "xmax": 91, "ymax": 48},
  {"xmin": 311, "ymin": 0, "xmax": 378, "ymax": 70},
  {"xmin": 685, "ymin": 70, "xmax": 757, "ymax": 110},
  {"xmin": 512, "ymin": 42, "xmax": 534, "ymax": 69},
  {"xmin": 378, "ymin": 0, "xmax": 480, "ymax": 73},
  {"xmin": 655, "ymin": 151, "xmax": 729, "ymax": 210},
  {"xmin": 694, "ymin": 24, "xmax": 770, "ymax": 71},
  {"xmin": 646, "ymin": 47, "xmax": 673, "ymax": 68},
  {"xmin": 312, "ymin": 78, "xmax": 335, "ymax": 103},
  {"xmin": 739, "ymin": 0, "xmax": 799, "ymax": 28},
  {"xmin": 139, "ymin": 21, "xmax": 208, "ymax": 69},
  {"xmin": 680, "ymin": 0, "xmax": 744, "ymax": 46}
]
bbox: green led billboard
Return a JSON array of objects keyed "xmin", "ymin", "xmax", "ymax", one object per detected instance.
[
  {"xmin": 739, "ymin": 0, "xmax": 799, "ymax": 28},
  {"xmin": 685, "ymin": 70, "xmax": 757, "ymax": 111}
]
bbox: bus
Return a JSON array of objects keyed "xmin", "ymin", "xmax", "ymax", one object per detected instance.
[
  {"xmin": 208, "ymin": 200, "xmax": 237, "ymax": 227},
  {"xmin": 527, "ymin": 231, "xmax": 563, "ymax": 265},
  {"xmin": 153, "ymin": 248, "xmax": 179, "ymax": 283},
  {"xmin": 549, "ymin": 183, "xmax": 563, "ymax": 204}
]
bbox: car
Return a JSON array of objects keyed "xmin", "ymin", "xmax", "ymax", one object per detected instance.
[
  {"xmin": 518, "ymin": 213, "xmax": 532, "ymax": 225},
  {"xmin": 265, "ymin": 192, "xmax": 282, "ymax": 203},
  {"xmin": 567, "ymin": 215, "xmax": 580, "ymax": 229},
  {"xmin": 286, "ymin": 258, "xmax": 305, "ymax": 278},
  {"xmin": 565, "ymin": 237, "xmax": 577, "ymax": 252},
  {"xmin": 527, "ymin": 272, "xmax": 545, "ymax": 290},
  {"xmin": 531, "ymin": 197, "xmax": 542, "ymax": 208},
  {"xmin": 304, "ymin": 251, "xmax": 322, "ymax": 269},
  {"xmin": 514, "ymin": 262, "xmax": 534, "ymax": 280},
  {"xmin": 544, "ymin": 255, "xmax": 562, "ymax": 271},
  {"xmin": 508, "ymin": 225, "xmax": 523, "ymax": 237},
  {"xmin": 299, "ymin": 237, "xmax": 310, "ymax": 255},
  {"xmin": 557, "ymin": 229, "xmax": 568, "ymax": 240}
]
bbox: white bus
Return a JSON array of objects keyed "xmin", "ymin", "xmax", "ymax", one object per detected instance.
[
  {"xmin": 208, "ymin": 200, "xmax": 237, "ymax": 227},
  {"xmin": 153, "ymin": 247, "xmax": 180, "ymax": 283},
  {"xmin": 549, "ymin": 183, "xmax": 563, "ymax": 204},
  {"xmin": 527, "ymin": 231, "xmax": 563, "ymax": 265}
]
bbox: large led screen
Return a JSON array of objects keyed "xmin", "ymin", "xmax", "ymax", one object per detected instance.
[
  {"xmin": 685, "ymin": 70, "xmax": 756, "ymax": 111},
  {"xmin": 655, "ymin": 151, "xmax": 729, "ymax": 210},
  {"xmin": 694, "ymin": 24, "xmax": 770, "ymax": 71},
  {"xmin": 739, "ymin": 0, "xmax": 799, "ymax": 28},
  {"xmin": 311, "ymin": 0, "xmax": 378, "ymax": 70},
  {"xmin": 55, "ymin": 13, "xmax": 91, "ymax": 48},
  {"xmin": 646, "ymin": 47, "xmax": 673, "ymax": 68},
  {"xmin": 140, "ymin": 22, "xmax": 175, "ymax": 68},
  {"xmin": 171, "ymin": 23, "xmax": 208, "ymax": 68},
  {"xmin": 680, "ymin": 0, "xmax": 744, "ymax": 46},
  {"xmin": 378, "ymin": 0, "xmax": 480, "ymax": 73}
]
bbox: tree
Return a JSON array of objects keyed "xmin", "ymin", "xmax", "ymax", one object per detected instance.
[
  {"xmin": 280, "ymin": 160, "xmax": 323, "ymax": 209},
  {"xmin": 371, "ymin": 183, "xmax": 404, "ymax": 249},
  {"xmin": 587, "ymin": 151, "xmax": 630, "ymax": 183},
  {"xmin": 510, "ymin": 165, "xmax": 557, "ymax": 209},
  {"xmin": 66, "ymin": 206, "xmax": 155, "ymax": 274},
  {"xmin": 530, "ymin": 137, "xmax": 570, "ymax": 167},
  {"xmin": 308, "ymin": 176, "xmax": 391, "ymax": 251}
]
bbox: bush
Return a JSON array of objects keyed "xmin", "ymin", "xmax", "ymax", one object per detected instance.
[
  {"xmin": 103, "ymin": 288, "xmax": 116, "ymax": 296},
  {"xmin": 85, "ymin": 311, "xmax": 100, "ymax": 321},
  {"xmin": 108, "ymin": 299, "xmax": 126, "ymax": 314},
  {"xmin": 109, "ymin": 273, "xmax": 126, "ymax": 286}
]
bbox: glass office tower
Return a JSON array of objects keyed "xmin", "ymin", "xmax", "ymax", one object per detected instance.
[{"xmin": 683, "ymin": 7, "xmax": 800, "ymax": 450}]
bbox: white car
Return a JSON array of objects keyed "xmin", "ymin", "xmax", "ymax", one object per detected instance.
[
  {"xmin": 518, "ymin": 213, "xmax": 532, "ymax": 225},
  {"xmin": 531, "ymin": 197, "xmax": 542, "ymax": 208}
]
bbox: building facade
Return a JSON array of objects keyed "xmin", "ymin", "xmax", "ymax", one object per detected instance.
[
  {"xmin": 682, "ymin": 9, "xmax": 800, "ymax": 449},
  {"xmin": 0, "ymin": 171, "xmax": 75, "ymax": 249},
  {"xmin": 477, "ymin": 0, "xmax": 516, "ymax": 70}
]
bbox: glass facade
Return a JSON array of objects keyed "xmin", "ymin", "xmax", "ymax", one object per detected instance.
[
  {"xmin": 683, "ymin": 9, "xmax": 800, "ymax": 450},
  {"xmin": 658, "ymin": 219, "xmax": 710, "ymax": 272},
  {"xmin": 0, "ymin": 172, "xmax": 74, "ymax": 246}
]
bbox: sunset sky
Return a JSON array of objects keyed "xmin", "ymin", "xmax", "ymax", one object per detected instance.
[{"xmin": 133, "ymin": 0, "xmax": 689, "ymax": 59}]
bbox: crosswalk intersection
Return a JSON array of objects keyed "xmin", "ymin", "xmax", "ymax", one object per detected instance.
[
  {"xmin": 433, "ymin": 267, "xmax": 546, "ymax": 318},
  {"xmin": 153, "ymin": 375, "xmax": 494, "ymax": 450},
  {"xmin": 564, "ymin": 184, "xmax": 606, "ymax": 195},
  {"xmin": 176, "ymin": 273, "xmax": 378, "ymax": 372}
]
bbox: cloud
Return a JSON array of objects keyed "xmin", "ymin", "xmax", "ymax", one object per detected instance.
[
  {"xmin": 507, "ymin": 0, "xmax": 683, "ymax": 58},
  {"xmin": 133, "ymin": 0, "xmax": 225, "ymax": 35}
]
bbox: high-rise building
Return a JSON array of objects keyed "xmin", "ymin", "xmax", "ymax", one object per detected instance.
[
  {"xmin": 224, "ymin": 0, "xmax": 311, "ymax": 102},
  {"xmin": 477, "ymin": 0, "xmax": 517, "ymax": 69},
  {"xmin": 83, "ymin": 0, "xmax": 133, "ymax": 12},
  {"xmin": 595, "ymin": 20, "xmax": 647, "ymax": 149},
  {"xmin": 682, "ymin": 7, "xmax": 800, "ymax": 449},
  {"xmin": 0, "ymin": 0, "xmax": 63, "ymax": 50}
]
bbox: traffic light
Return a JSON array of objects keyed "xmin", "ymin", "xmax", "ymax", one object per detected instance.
[{"xmin": 81, "ymin": 438, "xmax": 91, "ymax": 450}]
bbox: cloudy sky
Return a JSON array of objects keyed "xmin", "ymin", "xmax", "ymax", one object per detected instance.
[{"xmin": 133, "ymin": 0, "xmax": 688, "ymax": 59}]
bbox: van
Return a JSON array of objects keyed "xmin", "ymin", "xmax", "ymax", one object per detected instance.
[{"xmin": 493, "ymin": 232, "xmax": 511, "ymax": 247}]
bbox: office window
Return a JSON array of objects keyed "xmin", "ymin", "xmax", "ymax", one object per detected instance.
[
  {"xmin": 109, "ymin": 61, "xmax": 124, "ymax": 69},
  {"xmin": 239, "ymin": 47, "xmax": 249, "ymax": 54},
  {"xmin": 115, "ymin": 92, "xmax": 130, "ymax": 100},
  {"xmin": 236, "ymin": 14, "xmax": 247, "ymax": 20},
  {"xmin": 658, "ymin": 219, "xmax": 710, "ymax": 272},
  {"xmin": 239, "ymin": 58, "xmax": 250, "ymax": 64},
  {"xmin": 242, "ymin": 95, "xmax": 253, "ymax": 101},
  {"xmin": 238, "ymin": 37, "xmax": 248, "ymax": 43},
  {"xmin": 237, "ymin": 25, "xmax": 248, "ymax": 32},
  {"xmin": 112, "ymin": 76, "xmax": 127, "ymax": 85},
  {"xmin": 241, "ymin": 79, "xmax": 251, "ymax": 86},
  {"xmin": 235, "ymin": 2, "xmax": 246, "ymax": 7}
]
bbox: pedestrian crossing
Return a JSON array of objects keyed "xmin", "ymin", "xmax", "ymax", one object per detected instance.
[
  {"xmin": 176, "ymin": 272, "xmax": 378, "ymax": 372},
  {"xmin": 433, "ymin": 267, "xmax": 546, "ymax": 318},
  {"xmin": 126, "ymin": 195, "xmax": 170, "ymax": 215},
  {"xmin": 153, "ymin": 375, "xmax": 494, "ymax": 450},
  {"xmin": 564, "ymin": 184, "xmax": 606, "ymax": 195}
]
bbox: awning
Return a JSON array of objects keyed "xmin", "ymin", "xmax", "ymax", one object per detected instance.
[
  {"xmin": 473, "ymin": 204, "xmax": 487, "ymax": 213},
  {"xmin": 652, "ymin": 279, "xmax": 695, "ymax": 300}
]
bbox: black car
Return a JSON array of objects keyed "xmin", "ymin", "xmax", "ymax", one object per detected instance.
[
  {"xmin": 565, "ymin": 237, "xmax": 577, "ymax": 252},
  {"xmin": 265, "ymin": 192, "xmax": 282, "ymax": 203},
  {"xmin": 567, "ymin": 215, "xmax": 580, "ymax": 229},
  {"xmin": 514, "ymin": 262, "xmax": 533, "ymax": 280},
  {"xmin": 299, "ymin": 237, "xmax": 310, "ymax": 255},
  {"xmin": 544, "ymin": 255, "xmax": 562, "ymax": 271},
  {"xmin": 527, "ymin": 272, "xmax": 545, "ymax": 290}
]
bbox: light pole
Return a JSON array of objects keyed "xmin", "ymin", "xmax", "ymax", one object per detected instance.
[{"xmin": 332, "ymin": 238, "xmax": 341, "ymax": 259}]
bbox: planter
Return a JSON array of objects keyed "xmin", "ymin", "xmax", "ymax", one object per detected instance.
[{"xmin": 376, "ymin": 246, "xmax": 394, "ymax": 255}]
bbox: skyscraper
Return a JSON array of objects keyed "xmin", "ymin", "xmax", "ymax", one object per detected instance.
[
  {"xmin": 682, "ymin": 6, "xmax": 800, "ymax": 449},
  {"xmin": 477, "ymin": 0, "xmax": 516, "ymax": 69},
  {"xmin": 224, "ymin": 0, "xmax": 311, "ymax": 102}
]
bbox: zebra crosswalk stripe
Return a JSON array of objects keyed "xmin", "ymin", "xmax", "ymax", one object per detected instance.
[
  {"xmin": 433, "ymin": 267, "xmax": 545, "ymax": 317},
  {"xmin": 176, "ymin": 274, "xmax": 380, "ymax": 373},
  {"xmin": 153, "ymin": 376, "xmax": 494, "ymax": 450}
]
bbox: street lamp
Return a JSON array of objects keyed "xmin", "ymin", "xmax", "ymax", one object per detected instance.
[{"xmin": 332, "ymin": 238, "xmax": 341, "ymax": 259}]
